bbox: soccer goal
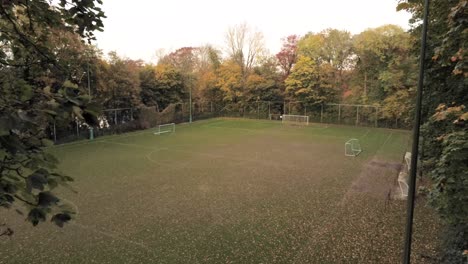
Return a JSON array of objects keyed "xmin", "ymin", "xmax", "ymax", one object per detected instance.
[
  {"xmin": 282, "ymin": 114, "xmax": 309, "ymax": 125},
  {"xmin": 345, "ymin": 138, "xmax": 362, "ymax": 156},
  {"xmin": 154, "ymin": 123, "xmax": 175, "ymax": 135},
  {"xmin": 269, "ymin": 113, "xmax": 282, "ymax": 121}
]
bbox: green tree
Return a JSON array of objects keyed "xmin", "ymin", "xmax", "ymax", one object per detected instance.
[
  {"xmin": 216, "ymin": 60, "xmax": 243, "ymax": 103},
  {"xmin": 96, "ymin": 52, "xmax": 141, "ymax": 109},
  {"xmin": 285, "ymin": 56, "xmax": 336, "ymax": 105},
  {"xmin": 398, "ymin": 1, "xmax": 467, "ymax": 262},
  {"xmin": 158, "ymin": 64, "xmax": 185, "ymax": 109},
  {"xmin": 225, "ymin": 23, "xmax": 266, "ymax": 83},
  {"xmin": 0, "ymin": 0, "xmax": 105, "ymax": 231},
  {"xmin": 350, "ymin": 25, "xmax": 417, "ymax": 126},
  {"xmin": 245, "ymin": 57, "xmax": 282, "ymax": 103}
]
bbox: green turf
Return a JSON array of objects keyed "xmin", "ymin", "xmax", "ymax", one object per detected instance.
[{"xmin": 0, "ymin": 118, "xmax": 440, "ymax": 263}]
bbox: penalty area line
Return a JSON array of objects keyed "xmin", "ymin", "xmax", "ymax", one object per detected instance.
[{"xmin": 71, "ymin": 222, "xmax": 157, "ymax": 255}]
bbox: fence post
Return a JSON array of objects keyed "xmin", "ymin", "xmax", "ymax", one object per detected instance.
[
  {"xmin": 114, "ymin": 109, "xmax": 117, "ymax": 125},
  {"xmin": 76, "ymin": 120, "xmax": 79, "ymax": 138},
  {"xmin": 375, "ymin": 107, "xmax": 378, "ymax": 127},
  {"xmin": 268, "ymin": 101, "xmax": 271, "ymax": 118},
  {"xmin": 53, "ymin": 120, "xmax": 57, "ymax": 143},
  {"xmin": 304, "ymin": 105, "xmax": 307, "ymax": 116},
  {"xmin": 257, "ymin": 101, "xmax": 260, "ymax": 119},
  {"xmin": 356, "ymin": 106, "xmax": 360, "ymax": 126},
  {"xmin": 130, "ymin": 108, "xmax": 134, "ymax": 121},
  {"xmin": 338, "ymin": 104, "xmax": 341, "ymax": 123},
  {"xmin": 320, "ymin": 104, "xmax": 324, "ymax": 123}
]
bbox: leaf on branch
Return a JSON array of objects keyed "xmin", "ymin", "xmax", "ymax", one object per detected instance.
[
  {"xmin": 51, "ymin": 213, "xmax": 72, "ymax": 227},
  {"xmin": 62, "ymin": 80, "xmax": 78, "ymax": 89},
  {"xmin": 0, "ymin": 117, "xmax": 13, "ymax": 136},
  {"xmin": 72, "ymin": 106, "xmax": 84, "ymax": 119},
  {"xmin": 0, "ymin": 194, "xmax": 14, "ymax": 207},
  {"xmin": 26, "ymin": 169, "xmax": 49, "ymax": 192},
  {"xmin": 27, "ymin": 208, "xmax": 46, "ymax": 226},
  {"xmin": 37, "ymin": 192, "xmax": 59, "ymax": 207}
]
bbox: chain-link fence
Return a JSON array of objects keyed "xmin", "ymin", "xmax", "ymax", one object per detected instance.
[{"xmin": 48, "ymin": 100, "xmax": 412, "ymax": 144}]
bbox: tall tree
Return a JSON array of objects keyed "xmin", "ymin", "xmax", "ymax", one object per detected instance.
[
  {"xmin": 297, "ymin": 29, "xmax": 354, "ymax": 92},
  {"xmin": 285, "ymin": 56, "xmax": 336, "ymax": 105},
  {"xmin": 96, "ymin": 52, "xmax": 141, "ymax": 109},
  {"xmin": 0, "ymin": 0, "xmax": 105, "ymax": 231},
  {"xmin": 225, "ymin": 23, "xmax": 266, "ymax": 80},
  {"xmin": 321, "ymin": 29, "xmax": 354, "ymax": 85},
  {"xmin": 276, "ymin": 35, "xmax": 299, "ymax": 80},
  {"xmin": 398, "ymin": 1, "xmax": 467, "ymax": 262},
  {"xmin": 350, "ymin": 25, "xmax": 417, "ymax": 127}
]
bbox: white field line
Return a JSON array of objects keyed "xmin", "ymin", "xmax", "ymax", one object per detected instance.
[
  {"xmin": 307, "ymin": 125, "xmax": 329, "ymax": 130},
  {"xmin": 97, "ymin": 140, "xmax": 184, "ymax": 168},
  {"xmin": 99, "ymin": 139, "xmax": 294, "ymax": 170},
  {"xmin": 144, "ymin": 147, "xmax": 193, "ymax": 169},
  {"xmin": 100, "ymin": 140, "xmax": 156, "ymax": 151},
  {"xmin": 359, "ymin": 129, "xmax": 371, "ymax": 139},
  {"xmin": 48, "ymin": 128, "xmax": 164, "ymax": 149},
  {"xmin": 380, "ymin": 132, "xmax": 394, "ymax": 149},
  {"xmin": 203, "ymin": 125, "xmax": 260, "ymax": 133},
  {"xmin": 72, "ymin": 222, "xmax": 157, "ymax": 255},
  {"xmin": 168, "ymin": 148, "xmax": 296, "ymax": 170}
]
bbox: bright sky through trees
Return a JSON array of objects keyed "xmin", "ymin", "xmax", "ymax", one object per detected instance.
[{"xmin": 94, "ymin": 0, "xmax": 411, "ymax": 62}]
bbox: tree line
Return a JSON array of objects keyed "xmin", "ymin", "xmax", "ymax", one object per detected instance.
[
  {"xmin": 72, "ymin": 23, "xmax": 417, "ymax": 127},
  {"xmin": 1, "ymin": 1, "xmax": 466, "ymax": 263}
]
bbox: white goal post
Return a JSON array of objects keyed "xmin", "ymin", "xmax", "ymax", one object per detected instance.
[
  {"xmin": 282, "ymin": 114, "xmax": 309, "ymax": 125},
  {"xmin": 154, "ymin": 123, "xmax": 175, "ymax": 135},
  {"xmin": 345, "ymin": 138, "xmax": 362, "ymax": 156}
]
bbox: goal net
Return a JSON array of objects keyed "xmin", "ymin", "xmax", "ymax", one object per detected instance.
[
  {"xmin": 269, "ymin": 113, "xmax": 282, "ymax": 120},
  {"xmin": 154, "ymin": 123, "xmax": 175, "ymax": 135},
  {"xmin": 282, "ymin": 114, "xmax": 309, "ymax": 125},
  {"xmin": 345, "ymin": 138, "xmax": 361, "ymax": 156}
]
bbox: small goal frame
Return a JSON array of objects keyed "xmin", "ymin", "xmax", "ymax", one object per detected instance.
[
  {"xmin": 345, "ymin": 138, "xmax": 361, "ymax": 156},
  {"xmin": 281, "ymin": 114, "xmax": 309, "ymax": 125},
  {"xmin": 154, "ymin": 123, "xmax": 175, "ymax": 135}
]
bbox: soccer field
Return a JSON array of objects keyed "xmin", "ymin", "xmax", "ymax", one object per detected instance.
[{"xmin": 0, "ymin": 118, "xmax": 440, "ymax": 263}]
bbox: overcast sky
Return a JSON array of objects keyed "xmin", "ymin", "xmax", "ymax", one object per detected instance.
[{"xmin": 94, "ymin": 0, "xmax": 411, "ymax": 63}]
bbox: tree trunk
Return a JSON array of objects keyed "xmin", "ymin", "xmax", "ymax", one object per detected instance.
[{"xmin": 364, "ymin": 72, "xmax": 367, "ymax": 97}]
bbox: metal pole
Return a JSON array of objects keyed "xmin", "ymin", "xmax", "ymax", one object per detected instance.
[
  {"xmin": 268, "ymin": 101, "xmax": 271, "ymax": 118},
  {"xmin": 257, "ymin": 101, "xmax": 260, "ymax": 119},
  {"xmin": 375, "ymin": 107, "xmax": 378, "ymax": 127},
  {"xmin": 403, "ymin": 0, "xmax": 429, "ymax": 263},
  {"xmin": 53, "ymin": 120, "xmax": 57, "ymax": 143},
  {"xmin": 87, "ymin": 62, "xmax": 91, "ymax": 96},
  {"xmin": 189, "ymin": 85, "xmax": 192, "ymax": 123},
  {"xmin": 130, "ymin": 108, "xmax": 134, "ymax": 121},
  {"xmin": 356, "ymin": 106, "xmax": 359, "ymax": 126},
  {"xmin": 320, "ymin": 104, "xmax": 323, "ymax": 123},
  {"xmin": 114, "ymin": 110, "xmax": 117, "ymax": 125},
  {"xmin": 338, "ymin": 104, "xmax": 341, "ymax": 123}
]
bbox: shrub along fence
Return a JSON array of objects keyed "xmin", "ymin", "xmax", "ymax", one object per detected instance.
[{"xmin": 48, "ymin": 101, "xmax": 412, "ymax": 144}]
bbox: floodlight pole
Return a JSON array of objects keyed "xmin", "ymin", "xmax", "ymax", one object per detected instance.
[
  {"xmin": 189, "ymin": 82, "xmax": 193, "ymax": 123},
  {"xmin": 403, "ymin": 0, "xmax": 430, "ymax": 263},
  {"xmin": 87, "ymin": 62, "xmax": 91, "ymax": 96},
  {"xmin": 189, "ymin": 89, "xmax": 192, "ymax": 123}
]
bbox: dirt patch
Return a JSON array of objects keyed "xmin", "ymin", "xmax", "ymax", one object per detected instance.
[
  {"xmin": 368, "ymin": 160, "xmax": 403, "ymax": 171},
  {"xmin": 341, "ymin": 159, "xmax": 401, "ymax": 204}
]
